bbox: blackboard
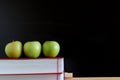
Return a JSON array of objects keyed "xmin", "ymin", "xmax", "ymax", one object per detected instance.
[{"xmin": 0, "ymin": 0, "xmax": 116, "ymax": 77}]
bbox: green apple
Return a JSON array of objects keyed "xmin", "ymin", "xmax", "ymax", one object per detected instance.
[
  {"xmin": 23, "ymin": 41, "xmax": 41, "ymax": 58},
  {"xmin": 43, "ymin": 41, "xmax": 60, "ymax": 57},
  {"xmin": 5, "ymin": 41, "xmax": 22, "ymax": 58}
]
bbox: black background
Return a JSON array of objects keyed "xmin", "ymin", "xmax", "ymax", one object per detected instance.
[{"xmin": 0, "ymin": 0, "xmax": 116, "ymax": 77}]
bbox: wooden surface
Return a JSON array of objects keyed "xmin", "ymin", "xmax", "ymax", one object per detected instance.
[
  {"xmin": 65, "ymin": 72, "xmax": 120, "ymax": 80},
  {"xmin": 65, "ymin": 77, "xmax": 120, "ymax": 80}
]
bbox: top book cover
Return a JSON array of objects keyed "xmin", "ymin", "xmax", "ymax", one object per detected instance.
[{"xmin": 0, "ymin": 57, "xmax": 64, "ymax": 75}]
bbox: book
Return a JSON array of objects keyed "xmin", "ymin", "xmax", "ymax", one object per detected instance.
[
  {"xmin": 0, "ymin": 73, "xmax": 64, "ymax": 80},
  {"xmin": 0, "ymin": 57, "xmax": 64, "ymax": 74},
  {"xmin": 0, "ymin": 57, "xmax": 64, "ymax": 80}
]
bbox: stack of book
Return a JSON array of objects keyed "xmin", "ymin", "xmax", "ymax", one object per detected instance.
[{"xmin": 0, "ymin": 57, "xmax": 64, "ymax": 80}]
